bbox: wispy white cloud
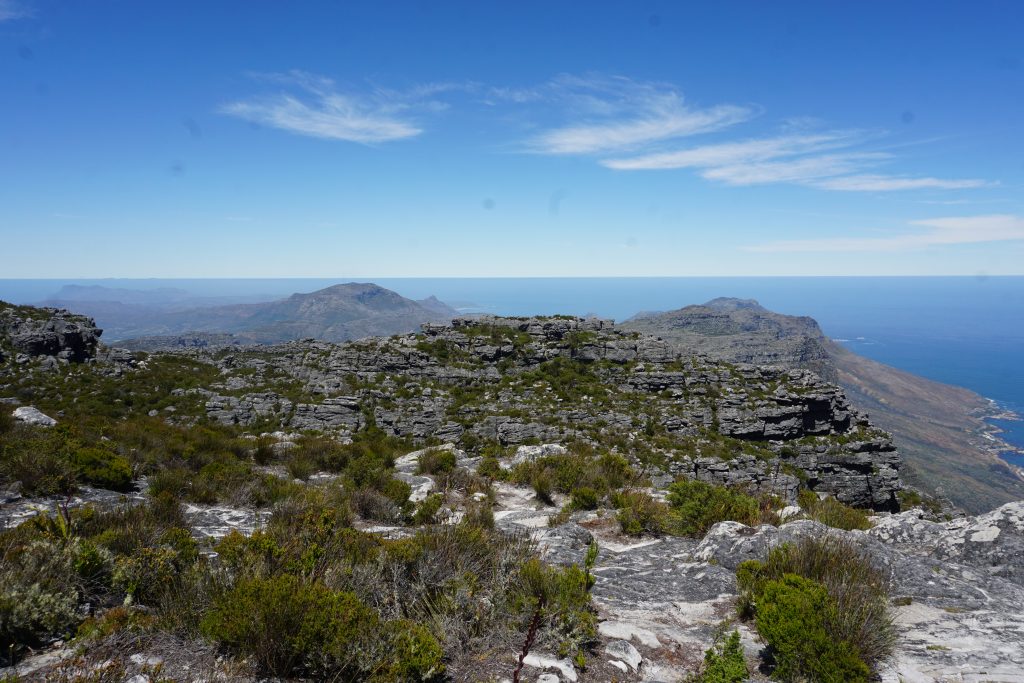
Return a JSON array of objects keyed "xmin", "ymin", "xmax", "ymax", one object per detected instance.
[
  {"xmin": 602, "ymin": 132, "xmax": 864, "ymax": 170},
  {"xmin": 0, "ymin": 0, "xmax": 30, "ymax": 21},
  {"xmin": 521, "ymin": 75, "xmax": 754, "ymax": 155},
  {"xmin": 746, "ymin": 214, "xmax": 1024, "ymax": 252},
  {"xmin": 220, "ymin": 71, "xmax": 432, "ymax": 144},
  {"xmin": 701, "ymin": 152, "xmax": 890, "ymax": 186},
  {"xmin": 809, "ymin": 174, "xmax": 990, "ymax": 192},
  {"xmin": 515, "ymin": 74, "xmax": 990, "ymax": 192},
  {"xmin": 603, "ymin": 126, "xmax": 988, "ymax": 192},
  {"xmin": 217, "ymin": 70, "xmax": 997, "ymax": 194}
]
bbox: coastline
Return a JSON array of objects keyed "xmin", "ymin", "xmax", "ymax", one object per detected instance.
[{"xmin": 982, "ymin": 398, "xmax": 1024, "ymax": 474}]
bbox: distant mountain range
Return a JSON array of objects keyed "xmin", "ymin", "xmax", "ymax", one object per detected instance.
[
  {"xmin": 47, "ymin": 283, "xmax": 457, "ymax": 345},
  {"xmin": 624, "ymin": 298, "xmax": 1024, "ymax": 514}
]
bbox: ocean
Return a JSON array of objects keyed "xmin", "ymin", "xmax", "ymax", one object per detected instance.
[{"xmin": 3, "ymin": 276, "xmax": 1023, "ymax": 463}]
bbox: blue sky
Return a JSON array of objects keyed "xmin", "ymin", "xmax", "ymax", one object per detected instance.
[{"xmin": 1, "ymin": 1, "xmax": 1022, "ymax": 277}]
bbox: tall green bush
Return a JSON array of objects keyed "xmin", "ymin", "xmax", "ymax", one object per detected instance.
[
  {"xmin": 737, "ymin": 535, "xmax": 896, "ymax": 679},
  {"xmin": 755, "ymin": 574, "xmax": 870, "ymax": 682},
  {"xmin": 201, "ymin": 575, "xmax": 378, "ymax": 678}
]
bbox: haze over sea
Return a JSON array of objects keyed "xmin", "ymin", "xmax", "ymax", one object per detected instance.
[{"xmin": 3, "ymin": 276, "xmax": 1023, "ymax": 462}]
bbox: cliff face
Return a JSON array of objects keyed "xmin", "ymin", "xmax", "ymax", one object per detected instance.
[
  {"xmin": 184, "ymin": 315, "xmax": 903, "ymax": 510},
  {"xmin": 0, "ymin": 302, "xmax": 102, "ymax": 363},
  {"xmin": 623, "ymin": 298, "xmax": 1024, "ymax": 513},
  {"xmin": 626, "ymin": 298, "xmax": 835, "ymax": 380}
]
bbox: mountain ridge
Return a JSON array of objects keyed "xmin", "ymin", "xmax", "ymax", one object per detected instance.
[
  {"xmin": 623, "ymin": 298, "xmax": 1024, "ymax": 513},
  {"xmin": 48, "ymin": 282, "xmax": 458, "ymax": 344}
]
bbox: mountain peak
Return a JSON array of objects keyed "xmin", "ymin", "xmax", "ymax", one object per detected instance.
[{"xmin": 703, "ymin": 297, "xmax": 765, "ymax": 312}]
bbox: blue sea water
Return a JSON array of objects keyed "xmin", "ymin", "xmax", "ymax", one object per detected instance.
[{"xmin": 2, "ymin": 276, "xmax": 1023, "ymax": 461}]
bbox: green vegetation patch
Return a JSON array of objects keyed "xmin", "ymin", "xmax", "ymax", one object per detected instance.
[{"xmin": 736, "ymin": 535, "xmax": 896, "ymax": 679}]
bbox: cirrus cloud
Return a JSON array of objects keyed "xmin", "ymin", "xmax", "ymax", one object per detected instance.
[
  {"xmin": 219, "ymin": 71, "xmax": 433, "ymax": 144},
  {"xmin": 518, "ymin": 75, "xmax": 755, "ymax": 155},
  {"xmin": 0, "ymin": 0, "xmax": 30, "ymax": 21}
]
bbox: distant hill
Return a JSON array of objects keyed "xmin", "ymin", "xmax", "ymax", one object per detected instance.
[
  {"xmin": 624, "ymin": 298, "xmax": 1024, "ymax": 513},
  {"xmin": 625, "ymin": 297, "xmax": 835, "ymax": 380},
  {"xmin": 106, "ymin": 282, "xmax": 457, "ymax": 345}
]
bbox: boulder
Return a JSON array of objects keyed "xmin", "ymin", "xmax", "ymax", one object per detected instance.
[{"xmin": 12, "ymin": 406, "xmax": 57, "ymax": 427}]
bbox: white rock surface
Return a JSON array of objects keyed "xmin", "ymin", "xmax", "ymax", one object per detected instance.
[{"xmin": 12, "ymin": 406, "xmax": 57, "ymax": 426}]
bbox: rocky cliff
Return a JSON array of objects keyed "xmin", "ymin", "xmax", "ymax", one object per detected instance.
[
  {"xmin": 177, "ymin": 315, "xmax": 903, "ymax": 510},
  {"xmin": 0, "ymin": 301, "xmax": 102, "ymax": 364},
  {"xmin": 624, "ymin": 298, "xmax": 1024, "ymax": 513}
]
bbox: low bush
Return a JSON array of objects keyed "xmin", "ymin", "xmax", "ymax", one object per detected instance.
[
  {"xmin": 201, "ymin": 574, "xmax": 378, "ymax": 678},
  {"xmin": 75, "ymin": 606, "xmax": 156, "ymax": 644},
  {"xmin": 694, "ymin": 630, "xmax": 747, "ymax": 683},
  {"xmin": 351, "ymin": 486, "xmax": 406, "ymax": 524},
  {"xmin": 666, "ymin": 479, "xmax": 764, "ymax": 536},
  {"xmin": 215, "ymin": 530, "xmax": 285, "ymax": 580},
  {"xmin": 613, "ymin": 490, "xmax": 668, "ymax": 536},
  {"xmin": 113, "ymin": 546, "xmax": 180, "ymax": 604},
  {"xmin": 376, "ymin": 619, "xmax": 446, "ymax": 681},
  {"xmin": 417, "ymin": 448, "xmax": 457, "ymax": 475},
  {"xmin": 511, "ymin": 450, "xmax": 641, "ymax": 510},
  {"xmin": 286, "ymin": 452, "xmax": 316, "ymax": 480},
  {"xmin": 412, "ymin": 493, "xmax": 445, "ymax": 525},
  {"xmin": 755, "ymin": 574, "xmax": 870, "ymax": 682},
  {"xmin": 0, "ymin": 538, "xmax": 81, "ymax": 662},
  {"xmin": 70, "ymin": 446, "xmax": 133, "ymax": 491},
  {"xmin": 737, "ymin": 535, "xmax": 896, "ymax": 678},
  {"xmin": 0, "ymin": 425, "xmax": 78, "ymax": 496},
  {"xmin": 569, "ymin": 486, "xmax": 599, "ymax": 511},
  {"xmin": 798, "ymin": 491, "xmax": 872, "ymax": 531},
  {"xmin": 512, "ymin": 556, "xmax": 597, "ymax": 665}
]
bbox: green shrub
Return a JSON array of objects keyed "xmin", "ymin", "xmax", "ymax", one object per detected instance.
[
  {"xmin": 476, "ymin": 454, "xmax": 502, "ymax": 479},
  {"xmin": 147, "ymin": 467, "xmax": 191, "ymax": 499},
  {"xmin": 215, "ymin": 530, "xmax": 285, "ymax": 579},
  {"xmin": 569, "ymin": 486, "xmax": 599, "ymax": 511},
  {"xmin": 200, "ymin": 575, "xmax": 378, "ymax": 678},
  {"xmin": 71, "ymin": 538, "xmax": 113, "ymax": 589},
  {"xmin": 0, "ymin": 426, "xmax": 78, "ymax": 496},
  {"xmin": 513, "ymin": 557, "xmax": 597, "ymax": 663},
  {"xmin": 897, "ymin": 489, "xmax": 946, "ymax": 516},
  {"xmin": 417, "ymin": 448, "xmax": 456, "ymax": 475},
  {"xmin": 531, "ymin": 468, "xmax": 555, "ymax": 504},
  {"xmin": 75, "ymin": 606, "xmax": 156, "ymax": 643},
  {"xmin": 665, "ymin": 479, "xmax": 762, "ymax": 536},
  {"xmin": 738, "ymin": 535, "xmax": 896, "ymax": 677},
  {"xmin": 697, "ymin": 630, "xmax": 747, "ymax": 682},
  {"xmin": 0, "ymin": 409, "xmax": 14, "ymax": 435},
  {"xmin": 70, "ymin": 447, "xmax": 132, "ymax": 491},
  {"xmin": 0, "ymin": 539, "xmax": 80, "ymax": 661},
  {"xmin": 755, "ymin": 574, "xmax": 870, "ymax": 682},
  {"xmin": 351, "ymin": 486, "xmax": 405, "ymax": 524},
  {"xmin": 613, "ymin": 490, "xmax": 668, "ymax": 536},
  {"xmin": 160, "ymin": 527, "xmax": 199, "ymax": 565},
  {"xmin": 286, "ymin": 452, "xmax": 316, "ymax": 480},
  {"xmin": 799, "ymin": 492, "xmax": 872, "ymax": 531},
  {"xmin": 462, "ymin": 499, "xmax": 495, "ymax": 530},
  {"xmin": 0, "ymin": 582, "xmax": 79, "ymax": 659},
  {"xmin": 375, "ymin": 619, "xmax": 446, "ymax": 681},
  {"xmin": 510, "ymin": 450, "xmax": 640, "ymax": 509},
  {"xmin": 412, "ymin": 493, "xmax": 445, "ymax": 525},
  {"xmin": 113, "ymin": 546, "xmax": 179, "ymax": 604}
]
